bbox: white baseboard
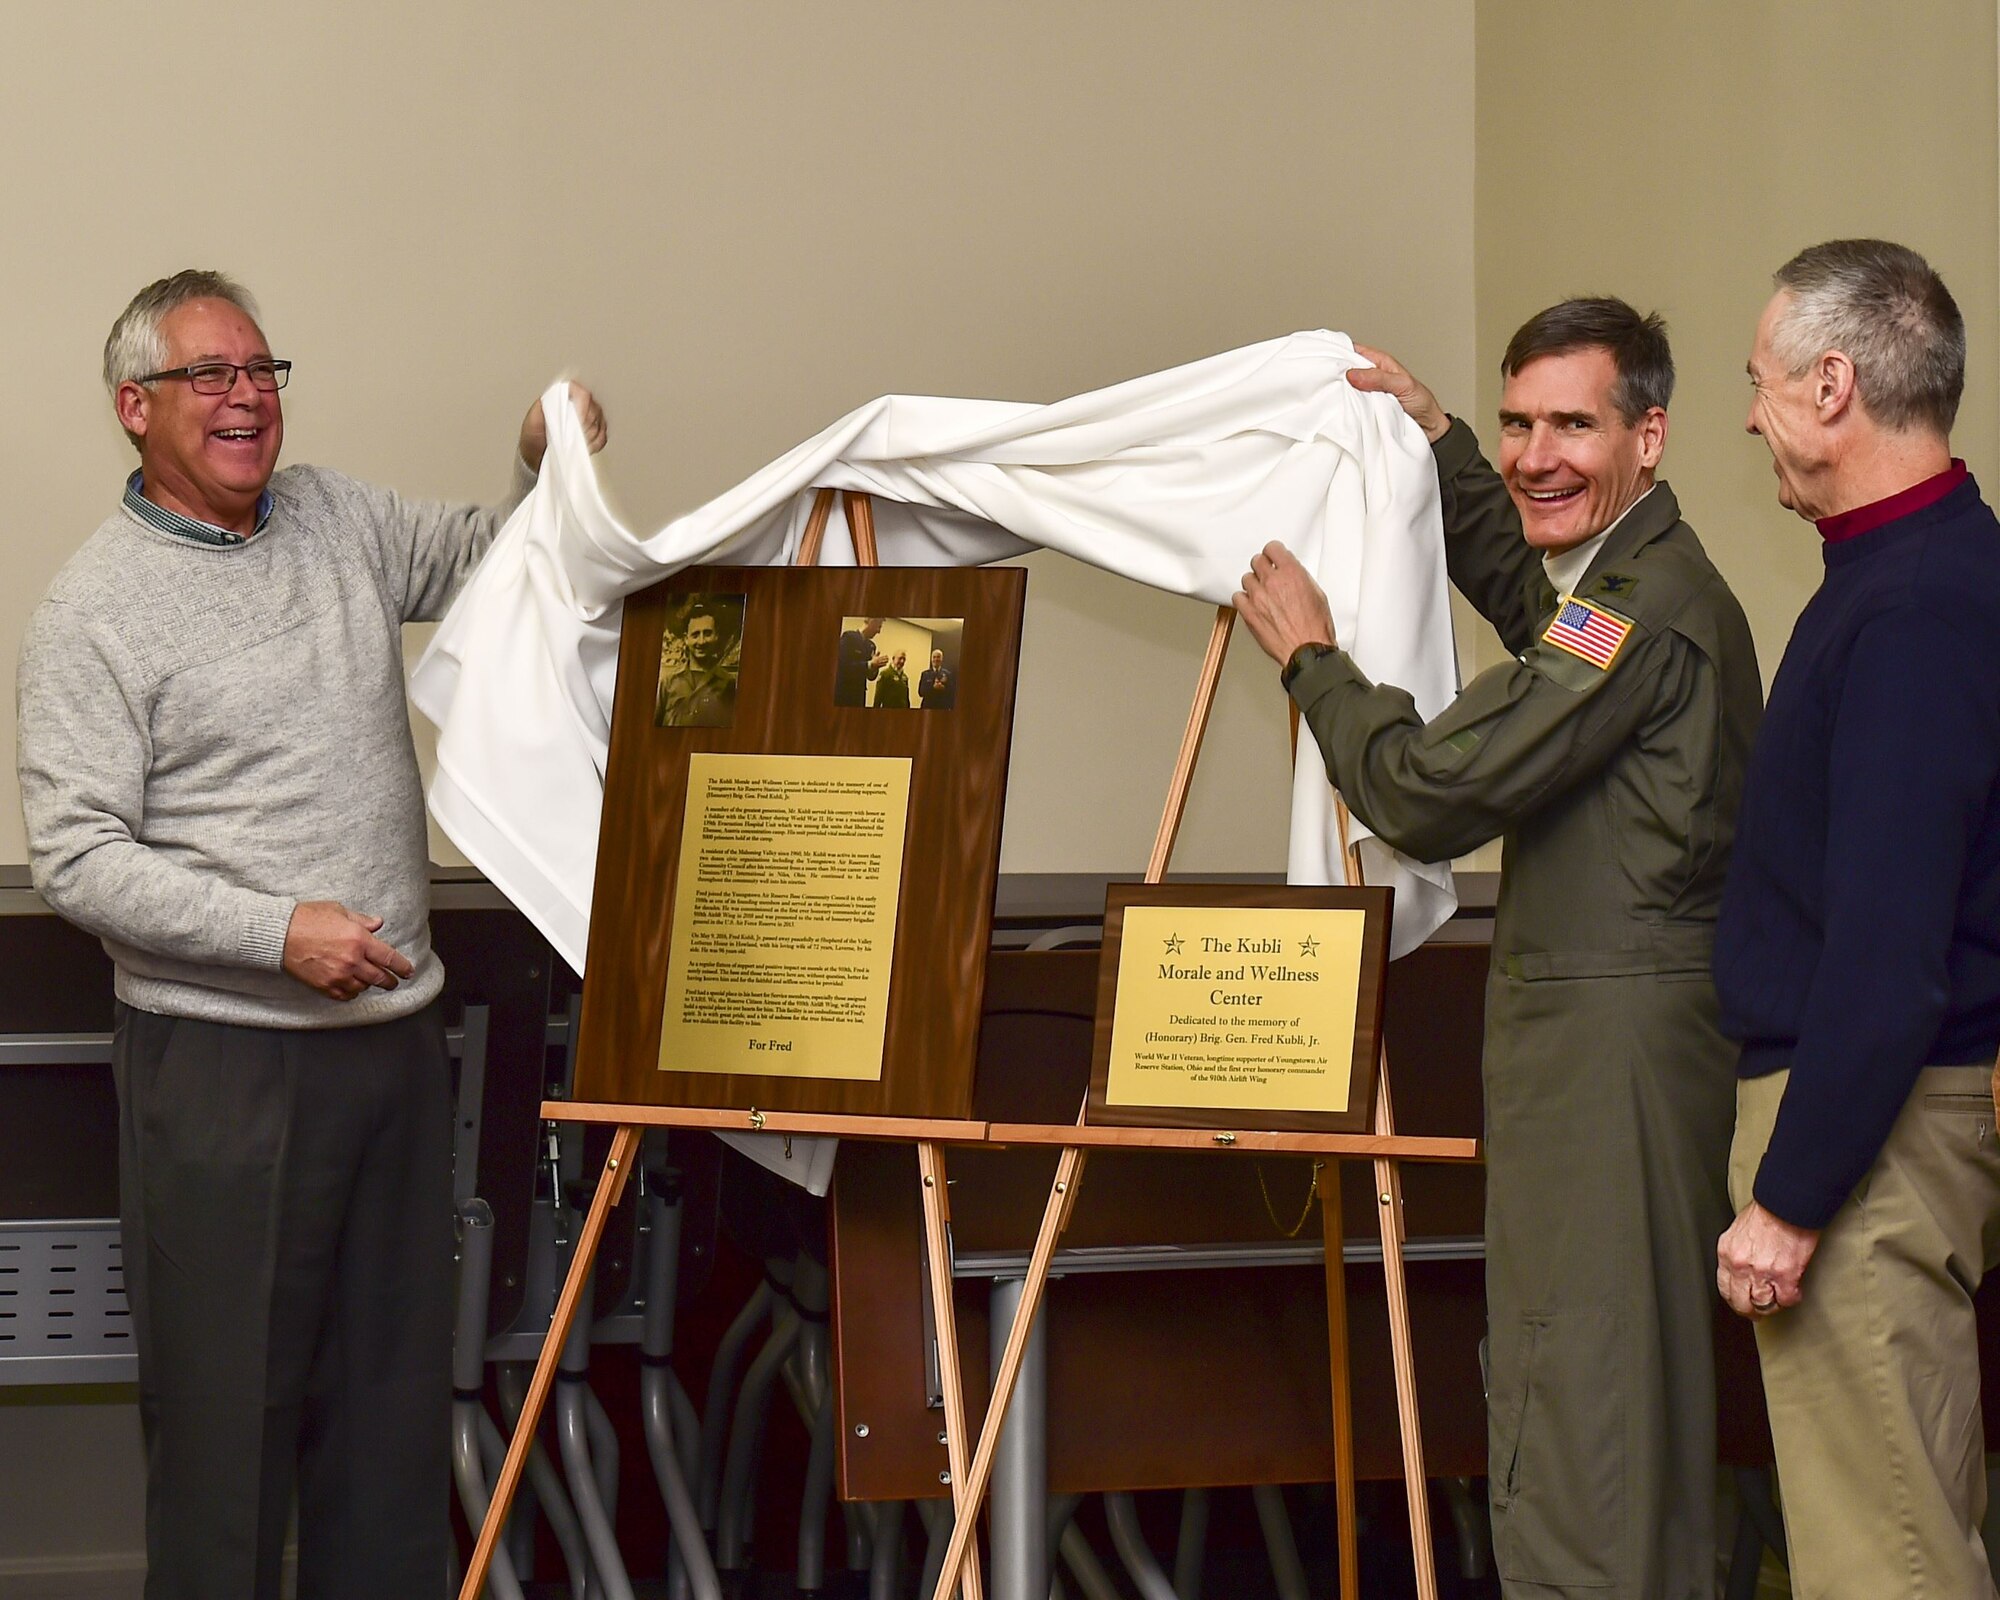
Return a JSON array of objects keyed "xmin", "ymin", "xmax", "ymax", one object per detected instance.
[
  {"xmin": 0, "ymin": 1551, "xmax": 299, "ymax": 1600},
  {"xmin": 0, "ymin": 1554, "xmax": 144, "ymax": 1600}
]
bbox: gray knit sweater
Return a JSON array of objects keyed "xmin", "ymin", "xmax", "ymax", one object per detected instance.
[{"xmin": 17, "ymin": 460, "xmax": 531, "ymax": 1028}]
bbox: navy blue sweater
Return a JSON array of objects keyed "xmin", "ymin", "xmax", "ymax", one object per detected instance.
[{"xmin": 1714, "ymin": 474, "xmax": 2000, "ymax": 1229}]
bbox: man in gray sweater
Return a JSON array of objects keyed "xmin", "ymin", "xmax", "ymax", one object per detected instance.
[{"xmin": 16, "ymin": 269, "xmax": 605, "ymax": 1598}]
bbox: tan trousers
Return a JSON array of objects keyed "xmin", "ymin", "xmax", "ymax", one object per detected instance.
[{"xmin": 1730, "ymin": 1066, "xmax": 2000, "ymax": 1599}]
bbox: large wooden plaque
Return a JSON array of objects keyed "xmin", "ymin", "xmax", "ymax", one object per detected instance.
[
  {"xmin": 1085, "ymin": 883, "xmax": 1393, "ymax": 1134},
  {"xmin": 574, "ymin": 564, "xmax": 1027, "ymax": 1118}
]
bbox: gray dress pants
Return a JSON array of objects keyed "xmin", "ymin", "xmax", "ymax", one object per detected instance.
[{"xmin": 113, "ymin": 1000, "xmax": 454, "ymax": 1600}]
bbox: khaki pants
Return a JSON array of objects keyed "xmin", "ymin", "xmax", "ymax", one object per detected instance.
[{"xmin": 1730, "ymin": 1066, "xmax": 2000, "ymax": 1599}]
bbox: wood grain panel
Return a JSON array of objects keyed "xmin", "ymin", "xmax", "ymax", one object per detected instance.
[
  {"xmin": 831, "ymin": 1135, "xmax": 1491, "ymax": 1497},
  {"xmin": 834, "ymin": 945, "xmax": 1494, "ymax": 1499},
  {"xmin": 576, "ymin": 565, "xmax": 1027, "ymax": 1120}
]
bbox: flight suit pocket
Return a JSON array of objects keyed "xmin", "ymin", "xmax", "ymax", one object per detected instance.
[{"xmin": 1489, "ymin": 1307, "xmax": 1624, "ymax": 1588}]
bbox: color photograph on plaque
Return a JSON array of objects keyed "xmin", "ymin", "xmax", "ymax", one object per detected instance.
[
  {"xmin": 1085, "ymin": 883, "xmax": 1393, "ymax": 1134},
  {"xmin": 831, "ymin": 615, "xmax": 965, "ymax": 710},
  {"xmin": 574, "ymin": 563, "xmax": 1027, "ymax": 1120}
]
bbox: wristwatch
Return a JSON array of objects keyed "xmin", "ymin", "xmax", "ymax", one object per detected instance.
[{"xmin": 1281, "ymin": 641, "xmax": 1338, "ymax": 690}]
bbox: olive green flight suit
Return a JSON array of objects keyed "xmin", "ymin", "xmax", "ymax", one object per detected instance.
[{"xmin": 1289, "ymin": 421, "xmax": 1762, "ymax": 1597}]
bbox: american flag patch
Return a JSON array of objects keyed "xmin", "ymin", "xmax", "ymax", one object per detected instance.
[{"xmin": 1541, "ymin": 597, "xmax": 1632, "ymax": 670}]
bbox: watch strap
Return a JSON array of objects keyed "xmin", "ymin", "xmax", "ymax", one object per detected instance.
[{"xmin": 1281, "ymin": 641, "xmax": 1337, "ymax": 690}]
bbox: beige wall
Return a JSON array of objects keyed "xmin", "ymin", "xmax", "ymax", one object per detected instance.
[
  {"xmin": 0, "ymin": 2, "xmax": 1477, "ymax": 879},
  {"xmin": 1470, "ymin": 0, "xmax": 2000, "ymax": 684},
  {"xmin": 0, "ymin": 5, "xmax": 1476, "ymax": 1576},
  {"xmin": 9, "ymin": 1, "xmax": 2000, "ymax": 1584}
]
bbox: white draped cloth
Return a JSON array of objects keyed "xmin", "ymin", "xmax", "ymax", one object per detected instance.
[{"xmin": 409, "ymin": 330, "xmax": 1462, "ymax": 1190}]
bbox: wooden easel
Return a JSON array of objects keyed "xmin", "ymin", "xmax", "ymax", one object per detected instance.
[
  {"xmin": 925, "ymin": 605, "xmax": 1471, "ymax": 1600},
  {"xmin": 796, "ymin": 490, "xmax": 989, "ymax": 1595},
  {"xmin": 460, "ymin": 489, "xmax": 997, "ymax": 1600},
  {"xmin": 460, "ymin": 511, "xmax": 1478, "ymax": 1600}
]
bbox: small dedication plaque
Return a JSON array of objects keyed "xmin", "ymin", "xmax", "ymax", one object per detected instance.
[
  {"xmin": 1106, "ymin": 905, "xmax": 1366, "ymax": 1114},
  {"xmin": 1088, "ymin": 884, "xmax": 1391, "ymax": 1133},
  {"xmin": 659, "ymin": 752, "xmax": 911, "ymax": 1081}
]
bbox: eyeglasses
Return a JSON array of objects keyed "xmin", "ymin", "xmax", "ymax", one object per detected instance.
[{"xmin": 135, "ymin": 359, "xmax": 292, "ymax": 395}]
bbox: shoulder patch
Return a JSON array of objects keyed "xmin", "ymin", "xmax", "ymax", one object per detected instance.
[
  {"xmin": 1588, "ymin": 571, "xmax": 1641, "ymax": 601},
  {"xmin": 1541, "ymin": 596, "xmax": 1634, "ymax": 671}
]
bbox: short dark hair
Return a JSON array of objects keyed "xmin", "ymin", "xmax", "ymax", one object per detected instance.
[
  {"xmin": 1501, "ymin": 297, "xmax": 1674, "ymax": 423},
  {"xmin": 1771, "ymin": 239, "xmax": 1964, "ymax": 435}
]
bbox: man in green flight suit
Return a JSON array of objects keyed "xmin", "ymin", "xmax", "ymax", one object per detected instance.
[
  {"xmin": 1235, "ymin": 299, "xmax": 1761, "ymax": 1596},
  {"xmin": 873, "ymin": 649, "xmax": 912, "ymax": 709}
]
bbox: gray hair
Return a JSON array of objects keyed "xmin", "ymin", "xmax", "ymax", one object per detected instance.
[
  {"xmin": 1770, "ymin": 240, "xmax": 1964, "ymax": 435},
  {"xmin": 102, "ymin": 270, "xmax": 262, "ymax": 396}
]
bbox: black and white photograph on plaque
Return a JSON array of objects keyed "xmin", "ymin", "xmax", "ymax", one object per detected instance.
[
  {"xmin": 655, "ymin": 592, "xmax": 745, "ymax": 729},
  {"xmin": 832, "ymin": 615, "xmax": 964, "ymax": 709}
]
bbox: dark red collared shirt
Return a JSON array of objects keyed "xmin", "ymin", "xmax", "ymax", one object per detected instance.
[{"xmin": 1815, "ymin": 459, "xmax": 1967, "ymax": 543}]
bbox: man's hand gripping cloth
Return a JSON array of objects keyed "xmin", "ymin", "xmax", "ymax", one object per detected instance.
[{"xmin": 410, "ymin": 332, "xmax": 1460, "ymax": 1188}]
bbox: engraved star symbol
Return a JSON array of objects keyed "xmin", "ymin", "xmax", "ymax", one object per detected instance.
[
  {"xmin": 1163, "ymin": 934, "xmax": 1184, "ymax": 956},
  {"xmin": 1298, "ymin": 935, "xmax": 1320, "ymax": 958}
]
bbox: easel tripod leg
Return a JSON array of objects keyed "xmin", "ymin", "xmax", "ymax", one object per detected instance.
[
  {"xmin": 928, "ymin": 1143, "xmax": 1087, "ymax": 1600},
  {"xmin": 1373, "ymin": 1073, "xmax": 1439, "ymax": 1600},
  {"xmin": 460, "ymin": 1123, "xmax": 643, "ymax": 1600},
  {"xmin": 917, "ymin": 1141, "xmax": 985, "ymax": 1600},
  {"xmin": 1320, "ymin": 1165, "xmax": 1361, "ymax": 1600},
  {"xmin": 1337, "ymin": 809, "xmax": 1441, "ymax": 1597}
]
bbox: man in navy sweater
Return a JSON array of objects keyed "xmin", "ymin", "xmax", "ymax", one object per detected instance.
[{"xmin": 1715, "ymin": 239, "xmax": 2000, "ymax": 1593}]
